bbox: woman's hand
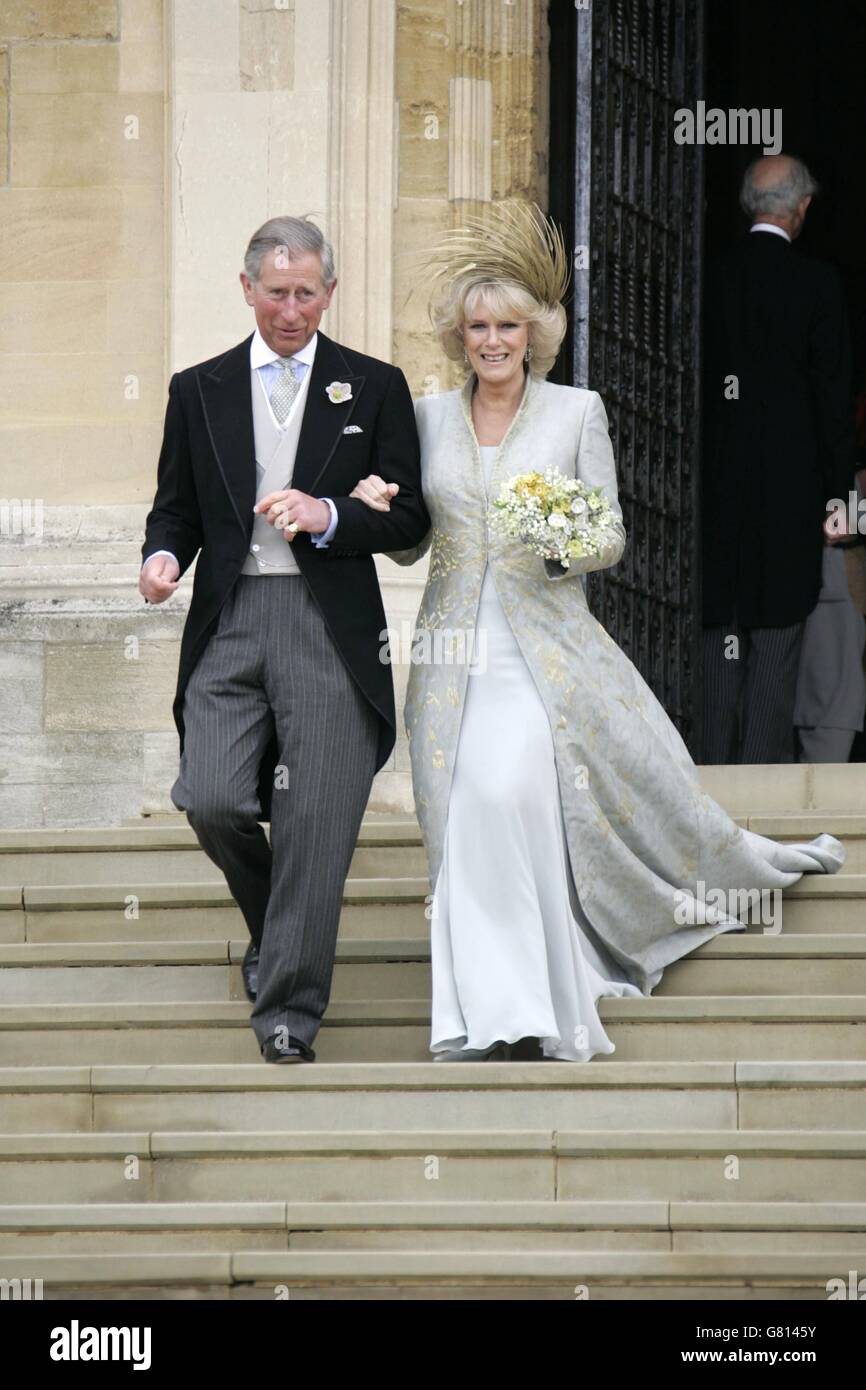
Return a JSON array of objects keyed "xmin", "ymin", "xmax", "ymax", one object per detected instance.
[{"xmin": 350, "ymin": 474, "xmax": 399, "ymax": 512}]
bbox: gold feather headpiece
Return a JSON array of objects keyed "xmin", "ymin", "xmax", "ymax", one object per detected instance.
[{"xmin": 424, "ymin": 200, "xmax": 571, "ymax": 311}]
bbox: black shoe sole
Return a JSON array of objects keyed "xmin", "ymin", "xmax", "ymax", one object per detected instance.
[{"xmin": 509, "ymin": 1036, "xmax": 544, "ymax": 1061}]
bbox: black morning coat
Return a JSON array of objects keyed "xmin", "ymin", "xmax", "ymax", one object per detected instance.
[
  {"xmin": 142, "ymin": 330, "xmax": 431, "ymax": 820},
  {"xmin": 701, "ymin": 229, "xmax": 857, "ymax": 629}
]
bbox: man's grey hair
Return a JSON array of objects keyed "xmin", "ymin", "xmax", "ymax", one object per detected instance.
[
  {"xmin": 739, "ymin": 156, "xmax": 819, "ymax": 219},
  {"xmin": 244, "ymin": 215, "xmax": 336, "ymax": 288}
]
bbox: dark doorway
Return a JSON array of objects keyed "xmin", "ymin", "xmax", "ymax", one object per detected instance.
[
  {"xmin": 702, "ymin": 0, "xmax": 866, "ymax": 761},
  {"xmin": 703, "ymin": 0, "xmax": 866, "ymax": 383},
  {"xmin": 549, "ymin": 0, "xmax": 866, "ymax": 762}
]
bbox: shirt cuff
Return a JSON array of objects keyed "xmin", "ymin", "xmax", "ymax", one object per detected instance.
[
  {"xmin": 311, "ymin": 497, "xmax": 338, "ymax": 548},
  {"xmin": 142, "ymin": 550, "xmax": 178, "ymax": 569}
]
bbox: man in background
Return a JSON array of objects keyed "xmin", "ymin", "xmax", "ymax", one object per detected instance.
[{"xmin": 702, "ymin": 153, "xmax": 857, "ymax": 762}]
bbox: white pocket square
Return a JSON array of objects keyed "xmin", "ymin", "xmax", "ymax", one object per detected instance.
[{"xmin": 343, "ymin": 424, "xmax": 363, "ymax": 434}]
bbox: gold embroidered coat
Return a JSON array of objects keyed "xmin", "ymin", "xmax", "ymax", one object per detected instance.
[{"xmin": 388, "ymin": 371, "xmax": 845, "ymax": 990}]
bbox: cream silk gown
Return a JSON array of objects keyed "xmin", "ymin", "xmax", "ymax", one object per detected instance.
[{"xmin": 430, "ymin": 446, "xmax": 643, "ymax": 1060}]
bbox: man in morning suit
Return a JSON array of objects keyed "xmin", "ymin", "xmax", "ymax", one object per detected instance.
[{"xmin": 140, "ymin": 216, "xmax": 430, "ymax": 1062}]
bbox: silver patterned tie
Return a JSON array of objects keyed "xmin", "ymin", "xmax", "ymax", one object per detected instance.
[{"xmin": 269, "ymin": 358, "xmax": 300, "ymax": 424}]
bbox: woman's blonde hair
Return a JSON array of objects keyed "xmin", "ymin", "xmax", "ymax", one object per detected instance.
[
  {"xmin": 424, "ymin": 201, "xmax": 571, "ymax": 380},
  {"xmin": 431, "ymin": 276, "xmax": 567, "ymax": 380}
]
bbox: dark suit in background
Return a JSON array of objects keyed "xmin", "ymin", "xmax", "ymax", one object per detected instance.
[{"xmin": 702, "ymin": 229, "xmax": 857, "ymax": 762}]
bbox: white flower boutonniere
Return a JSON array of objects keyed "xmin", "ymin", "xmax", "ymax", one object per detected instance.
[{"xmin": 326, "ymin": 381, "xmax": 352, "ymax": 403}]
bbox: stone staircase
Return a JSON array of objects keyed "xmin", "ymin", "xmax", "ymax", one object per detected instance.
[{"xmin": 0, "ymin": 770, "xmax": 865, "ymax": 1299}]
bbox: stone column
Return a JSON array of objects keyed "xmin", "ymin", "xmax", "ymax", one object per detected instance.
[
  {"xmin": 392, "ymin": 0, "xmax": 550, "ymax": 396},
  {"xmin": 168, "ymin": 0, "xmax": 397, "ymax": 367}
]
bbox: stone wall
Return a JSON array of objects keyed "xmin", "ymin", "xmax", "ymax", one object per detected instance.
[
  {"xmin": 0, "ymin": 1, "xmax": 168, "ymax": 826},
  {"xmin": 0, "ymin": 0, "xmax": 165, "ymax": 509}
]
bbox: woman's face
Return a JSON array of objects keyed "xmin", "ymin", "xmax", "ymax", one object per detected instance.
[{"xmin": 462, "ymin": 304, "xmax": 529, "ymax": 388}]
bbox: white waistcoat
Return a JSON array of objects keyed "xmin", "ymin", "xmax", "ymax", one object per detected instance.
[{"xmin": 241, "ymin": 366, "xmax": 312, "ymax": 577}]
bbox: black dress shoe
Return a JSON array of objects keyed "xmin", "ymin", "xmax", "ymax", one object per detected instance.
[
  {"xmin": 510, "ymin": 1036, "xmax": 544, "ymax": 1061},
  {"xmin": 261, "ymin": 1032, "xmax": 316, "ymax": 1064},
  {"xmin": 241, "ymin": 942, "xmax": 260, "ymax": 1003}
]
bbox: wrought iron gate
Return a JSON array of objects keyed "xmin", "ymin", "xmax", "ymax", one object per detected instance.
[{"xmin": 552, "ymin": 0, "xmax": 706, "ymax": 755}]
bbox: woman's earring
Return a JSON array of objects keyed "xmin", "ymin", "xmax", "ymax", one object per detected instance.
[
  {"xmin": 524, "ymin": 345, "xmax": 534, "ymax": 362},
  {"xmin": 463, "ymin": 347, "xmax": 469, "ymax": 366}
]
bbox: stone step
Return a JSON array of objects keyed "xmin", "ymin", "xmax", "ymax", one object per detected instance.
[
  {"xmin": 2, "ymin": 900, "xmax": 862, "ymax": 944},
  {"xmin": 0, "ymin": 818, "xmax": 422, "ymax": 853},
  {"xmin": 698, "ymin": 762, "xmax": 866, "ymax": 815},
  {"xmin": 0, "ymin": 942, "xmax": 430, "ymax": 1005},
  {"xmin": 1, "ymin": 1247, "xmax": 862, "ymax": 1298},
  {"xmin": 4, "ymin": 873, "xmax": 864, "ymax": 910},
  {"xmin": 0, "ymin": 1061, "xmax": 863, "ymax": 1134},
  {"xmin": 2, "ymin": 872, "xmax": 862, "ymax": 947},
  {"xmin": 749, "ymin": 815, "xmax": 866, "ymax": 871},
  {"xmin": 18, "ymin": 878, "xmax": 430, "ymax": 910},
  {"xmin": 128, "ymin": 761, "xmax": 866, "ymax": 816},
  {"xmin": 1, "ymin": 1198, "xmax": 864, "ymax": 1256},
  {"xmin": 118, "ymin": 811, "xmax": 421, "ymax": 832},
  {"xmin": 4, "ymin": 814, "xmax": 866, "ymax": 882},
  {"xmin": 1, "ymin": 935, "xmax": 865, "ymax": 1005},
  {"xmin": 0, "ymin": 1128, "xmax": 864, "ymax": 1205},
  {"xmin": 19, "ymin": 873, "xmax": 866, "ymax": 909},
  {"xmin": 1, "ymin": 902, "xmax": 427, "ymax": 945},
  {"xmin": 0, "ymin": 844, "xmax": 429, "ymax": 887},
  {"xmin": 0, "ymin": 997, "xmax": 863, "ymax": 1064}
]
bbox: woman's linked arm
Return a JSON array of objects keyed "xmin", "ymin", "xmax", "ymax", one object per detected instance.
[
  {"xmin": 350, "ymin": 393, "xmax": 433, "ymax": 565},
  {"xmin": 328, "ymin": 368, "xmax": 431, "ymax": 554},
  {"xmin": 545, "ymin": 390, "xmax": 627, "ymax": 582}
]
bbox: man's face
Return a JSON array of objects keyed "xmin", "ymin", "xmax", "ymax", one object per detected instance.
[{"xmin": 240, "ymin": 248, "xmax": 336, "ymax": 355}]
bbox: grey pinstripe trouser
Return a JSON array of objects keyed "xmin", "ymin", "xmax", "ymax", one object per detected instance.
[
  {"xmin": 171, "ymin": 575, "xmax": 380, "ymax": 1048},
  {"xmin": 702, "ymin": 618, "xmax": 805, "ymax": 764}
]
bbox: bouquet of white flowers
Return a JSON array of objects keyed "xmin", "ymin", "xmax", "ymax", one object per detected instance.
[{"xmin": 489, "ymin": 467, "xmax": 618, "ymax": 570}]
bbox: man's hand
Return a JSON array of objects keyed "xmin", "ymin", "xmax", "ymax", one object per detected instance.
[
  {"xmin": 257, "ymin": 489, "xmax": 331, "ymax": 541},
  {"xmin": 350, "ymin": 474, "xmax": 400, "ymax": 512},
  {"xmin": 140, "ymin": 554, "xmax": 180, "ymax": 603}
]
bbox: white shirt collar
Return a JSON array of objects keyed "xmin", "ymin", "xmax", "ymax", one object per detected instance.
[
  {"xmin": 750, "ymin": 222, "xmax": 791, "ymax": 243},
  {"xmin": 250, "ymin": 327, "xmax": 319, "ymax": 369}
]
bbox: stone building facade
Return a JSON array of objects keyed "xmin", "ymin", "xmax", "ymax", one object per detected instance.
[{"xmin": 0, "ymin": 0, "xmax": 549, "ymax": 826}]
